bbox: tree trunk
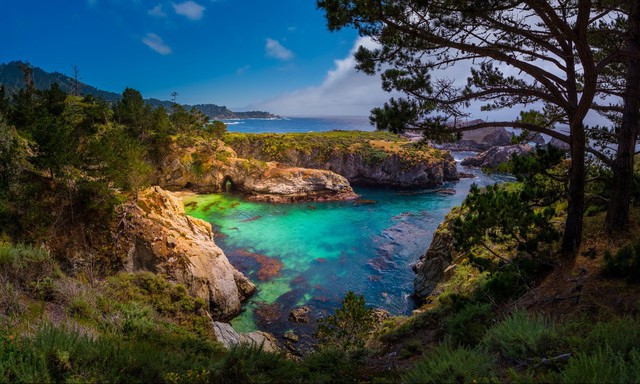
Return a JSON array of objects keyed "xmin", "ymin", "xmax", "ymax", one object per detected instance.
[
  {"xmin": 606, "ymin": 0, "xmax": 640, "ymax": 232},
  {"xmin": 562, "ymin": 122, "xmax": 586, "ymax": 257}
]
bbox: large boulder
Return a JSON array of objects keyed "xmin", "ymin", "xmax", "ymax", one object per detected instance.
[
  {"xmin": 461, "ymin": 144, "xmax": 534, "ymax": 169},
  {"xmin": 117, "ymin": 186, "xmax": 255, "ymax": 319},
  {"xmin": 212, "ymin": 322, "xmax": 279, "ymax": 353}
]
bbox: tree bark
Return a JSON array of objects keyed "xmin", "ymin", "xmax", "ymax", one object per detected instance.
[
  {"xmin": 562, "ymin": 122, "xmax": 586, "ymax": 257},
  {"xmin": 606, "ymin": 0, "xmax": 640, "ymax": 232}
]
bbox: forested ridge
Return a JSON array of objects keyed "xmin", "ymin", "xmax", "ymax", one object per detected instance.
[{"xmin": 0, "ymin": 61, "xmax": 277, "ymax": 120}]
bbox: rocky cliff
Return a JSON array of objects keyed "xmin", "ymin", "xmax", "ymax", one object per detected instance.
[
  {"xmin": 117, "ymin": 186, "xmax": 255, "ymax": 319},
  {"xmin": 153, "ymin": 138, "xmax": 356, "ymax": 202},
  {"xmin": 413, "ymin": 208, "xmax": 460, "ymax": 301},
  {"xmin": 461, "ymin": 144, "xmax": 534, "ymax": 169},
  {"xmin": 224, "ymin": 131, "xmax": 458, "ymax": 188}
]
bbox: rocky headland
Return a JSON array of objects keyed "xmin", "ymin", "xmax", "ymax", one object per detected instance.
[
  {"xmin": 461, "ymin": 144, "xmax": 534, "ymax": 169},
  {"xmin": 153, "ymin": 137, "xmax": 356, "ymax": 203},
  {"xmin": 223, "ymin": 131, "xmax": 459, "ymax": 188}
]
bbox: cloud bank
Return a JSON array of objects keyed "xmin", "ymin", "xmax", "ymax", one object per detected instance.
[
  {"xmin": 143, "ymin": 33, "xmax": 172, "ymax": 55},
  {"xmin": 172, "ymin": 1, "xmax": 205, "ymax": 20},
  {"xmin": 255, "ymin": 37, "xmax": 397, "ymax": 116},
  {"xmin": 265, "ymin": 38, "xmax": 294, "ymax": 61}
]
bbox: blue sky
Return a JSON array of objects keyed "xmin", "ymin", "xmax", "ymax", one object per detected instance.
[{"xmin": 0, "ymin": 0, "xmax": 397, "ymax": 115}]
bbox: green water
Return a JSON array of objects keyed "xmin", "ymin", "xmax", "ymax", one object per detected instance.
[{"xmin": 184, "ymin": 164, "xmax": 507, "ymax": 337}]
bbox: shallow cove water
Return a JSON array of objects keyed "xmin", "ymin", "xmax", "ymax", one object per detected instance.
[{"xmin": 184, "ymin": 158, "xmax": 509, "ymax": 343}]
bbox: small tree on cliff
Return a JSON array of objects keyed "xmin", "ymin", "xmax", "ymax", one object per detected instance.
[
  {"xmin": 316, "ymin": 291, "xmax": 374, "ymax": 352},
  {"xmin": 318, "ymin": 0, "xmax": 624, "ymax": 256}
]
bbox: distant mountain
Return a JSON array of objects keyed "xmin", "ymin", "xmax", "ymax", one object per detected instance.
[{"xmin": 0, "ymin": 61, "xmax": 279, "ymax": 119}]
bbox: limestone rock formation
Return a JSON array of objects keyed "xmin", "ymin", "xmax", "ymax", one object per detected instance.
[
  {"xmin": 212, "ymin": 322, "xmax": 279, "ymax": 353},
  {"xmin": 224, "ymin": 159, "xmax": 357, "ymax": 203},
  {"xmin": 117, "ymin": 186, "xmax": 255, "ymax": 319},
  {"xmin": 461, "ymin": 144, "xmax": 534, "ymax": 169},
  {"xmin": 225, "ymin": 133, "xmax": 458, "ymax": 188},
  {"xmin": 153, "ymin": 138, "xmax": 357, "ymax": 202}
]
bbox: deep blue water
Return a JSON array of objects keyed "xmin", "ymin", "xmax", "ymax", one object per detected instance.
[{"xmin": 221, "ymin": 116, "xmax": 375, "ymax": 133}]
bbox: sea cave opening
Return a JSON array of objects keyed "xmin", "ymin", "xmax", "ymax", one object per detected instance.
[{"xmin": 222, "ymin": 176, "xmax": 235, "ymax": 193}]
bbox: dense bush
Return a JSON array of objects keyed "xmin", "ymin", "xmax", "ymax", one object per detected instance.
[
  {"xmin": 402, "ymin": 344, "xmax": 495, "ymax": 384},
  {"xmin": 602, "ymin": 239, "xmax": 640, "ymax": 282},
  {"xmin": 442, "ymin": 302, "xmax": 493, "ymax": 346}
]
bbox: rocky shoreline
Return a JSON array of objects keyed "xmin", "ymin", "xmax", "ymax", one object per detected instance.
[{"xmin": 135, "ymin": 127, "xmax": 534, "ymax": 350}]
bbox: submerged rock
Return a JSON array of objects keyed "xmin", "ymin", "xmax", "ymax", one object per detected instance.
[
  {"xmin": 288, "ymin": 306, "xmax": 311, "ymax": 324},
  {"xmin": 283, "ymin": 331, "xmax": 299, "ymax": 342},
  {"xmin": 117, "ymin": 186, "xmax": 255, "ymax": 320},
  {"xmin": 212, "ymin": 322, "xmax": 279, "ymax": 353}
]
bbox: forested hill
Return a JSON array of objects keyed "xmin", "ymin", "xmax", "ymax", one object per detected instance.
[{"xmin": 0, "ymin": 61, "xmax": 278, "ymax": 119}]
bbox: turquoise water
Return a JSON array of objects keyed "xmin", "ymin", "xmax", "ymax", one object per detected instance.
[{"xmin": 184, "ymin": 160, "xmax": 508, "ymax": 339}]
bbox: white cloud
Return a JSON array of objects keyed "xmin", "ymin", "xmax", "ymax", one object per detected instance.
[
  {"xmin": 265, "ymin": 38, "xmax": 294, "ymax": 61},
  {"xmin": 142, "ymin": 33, "xmax": 172, "ymax": 55},
  {"xmin": 172, "ymin": 1, "xmax": 205, "ymax": 20},
  {"xmin": 236, "ymin": 65, "xmax": 251, "ymax": 75},
  {"xmin": 148, "ymin": 4, "xmax": 167, "ymax": 17},
  {"xmin": 254, "ymin": 37, "xmax": 397, "ymax": 116}
]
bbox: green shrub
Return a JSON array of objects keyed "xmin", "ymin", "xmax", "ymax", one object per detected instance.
[
  {"xmin": 402, "ymin": 344, "xmax": 495, "ymax": 384},
  {"xmin": 561, "ymin": 348, "xmax": 640, "ymax": 384},
  {"xmin": 443, "ymin": 302, "xmax": 493, "ymax": 346},
  {"xmin": 582, "ymin": 317, "xmax": 640, "ymax": 355},
  {"xmin": 482, "ymin": 310, "xmax": 557, "ymax": 360},
  {"xmin": 602, "ymin": 239, "xmax": 640, "ymax": 281},
  {"xmin": 399, "ymin": 339, "xmax": 424, "ymax": 359},
  {"xmin": 212, "ymin": 344, "xmax": 297, "ymax": 384},
  {"xmin": 121, "ymin": 302, "xmax": 157, "ymax": 338},
  {"xmin": 0, "ymin": 243, "xmax": 59, "ymax": 290},
  {"xmin": 316, "ymin": 291, "xmax": 375, "ymax": 352},
  {"xmin": 299, "ymin": 348, "xmax": 363, "ymax": 383}
]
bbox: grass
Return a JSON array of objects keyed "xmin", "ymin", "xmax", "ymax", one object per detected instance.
[
  {"xmin": 401, "ymin": 343, "xmax": 496, "ymax": 384},
  {"xmin": 482, "ymin": 309, "xmax": 558, "ymax": 361}
]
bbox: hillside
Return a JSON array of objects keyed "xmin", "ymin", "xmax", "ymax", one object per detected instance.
[{"xmin": 0, "ymin": 61, "xmax": 278, "ymax": 119}]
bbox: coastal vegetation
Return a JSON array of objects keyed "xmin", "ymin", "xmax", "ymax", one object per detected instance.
[
  {"xmin": 1, "ymin": 0, "xmax": 640, "ymax": 380},
  {"xmin": 224, "ymin": 130, "xmax": 450, "ymax": 166}
]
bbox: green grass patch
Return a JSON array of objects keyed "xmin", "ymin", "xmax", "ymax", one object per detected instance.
[
  {"xmin": 482, "ymin": 310, "xmax": 558, "ymax": 361},
  {"xmin": 402, "ymin": 343, "xmax": 496, "ymax": 384}
]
